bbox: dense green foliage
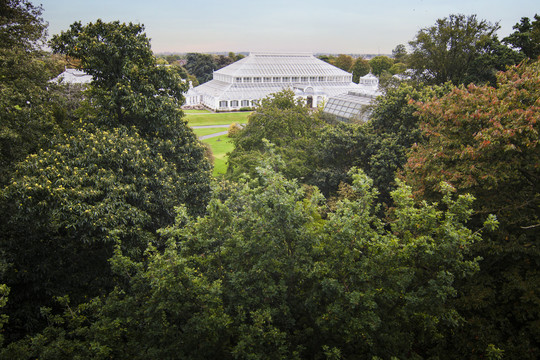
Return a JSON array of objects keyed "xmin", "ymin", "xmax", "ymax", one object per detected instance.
[
  {"xmin": 351, "ymin": 57, "xmax": 371, "ymax": 83},
  {"xmin": 1, "ymin": 12, "xmax": 212, "ymax": 344},
  {"xmin": 333, "ymin": 54, "xmax": 354, "ymax": 72},
  {"xmin": 0, "ymin": 0, "xmax": 64, "ymax": 185},
  {"xmin": 2, "ymin": 164, "xmax": 489, "ymax": 359},
  {"xmin": 503, "ymin": 14, "xmax": 540, "ymax": 59},
  {"xmin": 50, "ymin": 20, "xmax": 212, "ymax": 215},
  {"xmin": 308, "ymin": 82, "xmax": 452, "ymax": 203},
  {"xmin": 227, "ymin": 90, "xmax": 324, "ymax": 181},
  {"xmin": 408, "ymin": 14, "xmax": 522, "ymax": 85},
  {"xmin": 0, "ymin": 125, "xmax": 185, "ymax": 341},
  {"xmin": 368, "ymin": 56, "xmax": 393, "ymax": 76},
  {"xmin": 392, "ymin": 44, "xmax": 408, "ymax": 64},
  {"xmin": 184, "ymin": 52, "xmax": 243, "ymax": 84}
]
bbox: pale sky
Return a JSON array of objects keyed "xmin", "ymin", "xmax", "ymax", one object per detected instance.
[{"xmin": 39, "ymin": 0, "xmax": 538, "ymax": 54}]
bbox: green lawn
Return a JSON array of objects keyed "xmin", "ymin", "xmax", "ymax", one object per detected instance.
[
  {"xmin": 204, "ymin": 135, "xmax": 234, "ymax": 175},
  {"xmin": 184, "ymin": 111, "xmax": 249, "ymax": 176},
  {"xmin": 186, "ymin": 111, "xmax": 251, "ymax": 126},
  {"xmin": 183, "ymin": 109, "xmax": 212, "ymax": 114}
]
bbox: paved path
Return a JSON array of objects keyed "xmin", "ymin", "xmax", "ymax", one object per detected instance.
[
  {"xmin": 191, "ymin": 125, "xmax": 230, "ymax": 129},
  {"xmin": 192, "ymin": 124, "xmax": 245, "ymax": 140},
  {"xmin": 199, "ymin": 131, "xmax": 228, "ymax": 140}
]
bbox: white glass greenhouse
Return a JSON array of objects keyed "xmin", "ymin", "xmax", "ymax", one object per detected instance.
[
  {"xmin": 185, "ymin": 52, "xmax": 368, "ymax": 111},
  {"xmin": 323, "ymin": 73, "xmax": 382, "ymax": 122},
  {"xmin": 51, "ymin": 69, "xmax": 93, "ymax": 85}
]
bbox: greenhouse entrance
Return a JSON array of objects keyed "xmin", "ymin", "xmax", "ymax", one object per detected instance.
[{"xmin": 307, "ymin": 96, "xmax": 313, "ymax": 108}]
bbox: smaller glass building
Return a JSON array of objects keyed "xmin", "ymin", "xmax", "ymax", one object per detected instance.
[{"xmin": 323, "ymin": 73, "xmax": 381, "ymax": 122}]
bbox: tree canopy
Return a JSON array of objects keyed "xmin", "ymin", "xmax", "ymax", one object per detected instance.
[
  {"xmin": 408, "ymin": 14, "xmax": 519, "ymax": 85},
  {"xmin": 2, "ymin": 164, "xmax": 489, "ymax": 359},
  {"xmin": 0, "ymin": 0, "xmax": 63, "ymax": 185},
  {"xmin": 369, "ymin": 55, "xmax": 394, "ymax": 76},
  {"xmin": 503, "ymin": 14, "xmax": 540, "ymax": 59},
  {"xmin": 333, "ymin": 54, "xmax": 354, "ymax": 72},
  {"xmin": 50, "ymin": 20, "xmax": 212, "ymax": 214},
  {"xmin": 227, "ymin": 89, "xmax": 324, "ymax": 181},
  {"xmin": 1, "ymin": 18, "xmax": 212, "ymax": 342},
  {"xmin": 351, "ymin": 57, "xmax": 371, "ymax": 83},
  {"xmin": 2, "ymin": 5, "xmax": 539, "ymax": 359}
]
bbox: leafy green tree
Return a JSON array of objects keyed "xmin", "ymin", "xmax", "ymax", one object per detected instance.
[
  {"xmin": 392, "ymin": 44, "xmax": 409, "ymax": 64},
  {"xmin": 227, "ymin": 89, "xmax": 324, "ymax": 181},
  {"xmin": 404, "ymin": 60, "xmax": 540, "ymax": 358},
  {"xmin": 50, "ymin": 20, "xmax": 212, "ymax": 215},
  {"xmin": 0, "ymin": 284, "xmax": 8, "ymax": 348},
  {"xmin": 0, "ymin": 0, "xmax": 63, "ymax": 185},
  {"xmin": 389, "ymin": 62, "xmax": 407, "ymax": 75},
  {"xmin": 307, "ymin": 122, "xmax": 374, "ymax": 197},
  {"xmin": 174, "ymin": 164, "xmax": 486, "ymax": 358},
  {"xmin": 369, "ymin": 55, "xmax": 394, "ymax": 76},
  {"xmin": 158, "ymin": 53, "xmax": 182, "ymax": 64},
  {"xmin": 351, "ymin": 57, "xmax": 371, "ymax": 83},
  {"xmin": 318, "ymin": 54, "xmax": 336, "ymax": 64},
  {"xmin": 0, "ymin": 19, "xmax": 213, "ymax": 344},
  {"xmin": 0, "ymin": 0, "xmax": 46, "ymax": 50},
  {"xmin": 185, "ymin": 52, "xmax": 216, "ymax": 84},
  {"xmin": 0, "ymin": 242, "xmax": 230, "ymax": 359},
  {"xmin": 229, "ymin": 51, "xmax": 245, "ymax": 61},
  {"xmin": 1, "ymin": 158, "xmax": 491, "ymax": 359},
  {"xmin": 503, "ymin": 14, "xmax": 540, "ymax": 59},
  {"xmin": 333, "ymin": 54, "xmax": 354, "ymax": 72},
  {"xmin": 215, "ymin": 54, "xmax": 234, "ymax": 69},
  {"xmin": 408, "ymin": 14, "xmax": 508, "ymax": 85},
  {"xmin": 0, "ymin": 125, "xmax": 188, "ymax": 341},
  {"xmin": 465, "ymin": 36, "xmax": 524, "ymax": 85}
]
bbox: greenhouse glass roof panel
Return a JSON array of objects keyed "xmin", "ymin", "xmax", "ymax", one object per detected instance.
[{"xmin": 215, "ymin": 52, "xmax": 351, "ymax": 78}]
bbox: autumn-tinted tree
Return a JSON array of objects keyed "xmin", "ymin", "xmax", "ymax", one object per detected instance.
[
  {"xmin": 408, "ymin": 14, "xmax": 505, "ymax": 85},
  {"xmin": 404, "ymin": 60, "xmax": 540, "ymax": 358},
  {"xmin": 503, "ymin": 14, "xmax": 540, "ymax": 59},
  {"xmin": 351, "ymin": 56, "xmax": 371, "ymax": 83},
  {"xmin": 333, "ymin": 54, "xmax": 354, "ymax": 72}
]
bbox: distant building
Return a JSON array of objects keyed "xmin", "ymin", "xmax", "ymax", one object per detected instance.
[
  {"xmin": 323, "ymin": 73, "xmax": 381, "ymax": 122},
  {"xmin": 51, "ymin": 68, "xmax": 93, "ymax": 85},
  {"xmin": 185, "ymin": 52, "xmax": 367, "ymax": 111}
]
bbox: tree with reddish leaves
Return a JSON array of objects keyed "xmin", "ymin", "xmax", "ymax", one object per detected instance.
[{"xmin": 404, "ymin": 60, "xmax": 539, "ymax": 359}]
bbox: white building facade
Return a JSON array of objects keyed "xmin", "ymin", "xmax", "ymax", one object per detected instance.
[{"xmin": 186, "ymin": 52, "xmax": 366, "ymax": 111}]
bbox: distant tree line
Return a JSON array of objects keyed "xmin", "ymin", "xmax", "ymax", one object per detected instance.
[{"xmin": 155, "ymin": 51, "xmax": 246, "ymax": 85}]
